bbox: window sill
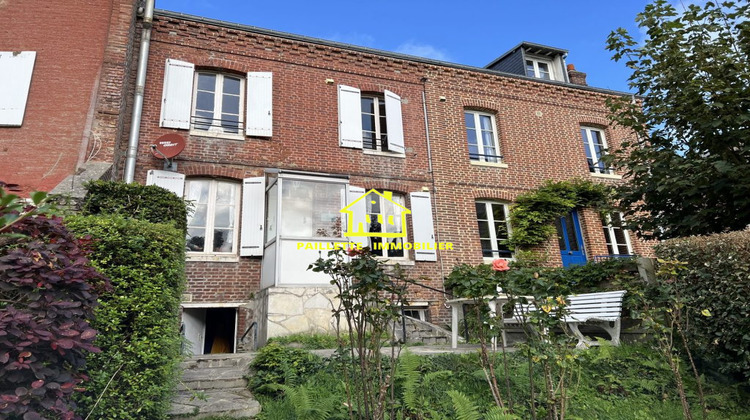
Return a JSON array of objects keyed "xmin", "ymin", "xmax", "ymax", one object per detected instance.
[
  {"xmin": 186, "ymin": 254, "xmax": 240, "ymax": 263},
  {"xmin": 470, "ymin": 160, "xmax": 508, "ymax": 169},
  {"xmin": 363, "ymin": 149, "xmax": 406, "ymax": 159},
  {"xmin": 378, "ymin": 258, "xmax": 415, "ymax": 266},
  {"xmin": 482, "ymin": 256, "xmax": 514, "ymax": 264},
  {"xmin": 189, "ymin": 130, "xmax": 245, "ymax": 141},
  {"xmin": 590, "ymin": 172, "xmax": 622, "ymax": 180}
]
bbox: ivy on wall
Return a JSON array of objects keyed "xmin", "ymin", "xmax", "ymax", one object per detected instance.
[{"xmin": 508, "ymin": 179, "xmax": 613, "ymax": 248}]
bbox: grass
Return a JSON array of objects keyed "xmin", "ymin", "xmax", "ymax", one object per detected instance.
[{"xmin": 251, "ymin": 343, "xmax": 750, "ymax": 420}]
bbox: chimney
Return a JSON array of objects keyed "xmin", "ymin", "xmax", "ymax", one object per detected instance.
[{"xmin": 567, "ymin": 64, "xmax": 587, "ymax": 86}]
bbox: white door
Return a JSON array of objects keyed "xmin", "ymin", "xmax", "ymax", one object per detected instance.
[{"xmin": 182, "ymin": 308, "xmax": 206, "ymax": 355}]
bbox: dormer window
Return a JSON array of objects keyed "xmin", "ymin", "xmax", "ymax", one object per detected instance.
[{"xmin": 525, "ymin": 57, "xmax": 553, "ymax": 80}]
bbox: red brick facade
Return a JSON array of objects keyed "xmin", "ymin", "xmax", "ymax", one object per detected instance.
[
  {"xmin": 0, "ymin": 0, "xmax": 137, "ymax": 195},
  {"xmin": 111, "ymin": 11, "xmax": 652, "ymax": 345}
]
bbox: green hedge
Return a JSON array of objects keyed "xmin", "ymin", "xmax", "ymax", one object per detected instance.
[
  {"xmin": 67, "ymin": 215, "xmax": 186, "ymax": 419},
  {"xmin": 82, "ymin": 181, "xmax": 188, "ymax": 233},
  {"xmin": 655, "ymin": 229, "xmax": 750, "ymax": 382}
]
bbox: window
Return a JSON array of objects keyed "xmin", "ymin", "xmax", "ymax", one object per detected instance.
[
  {"xmin": 185, "ymin": 179, "xmax": 241, "ymax": 254},
  {"xmin": 602, "ymin": 213, "xmax": 633, "ymax": 256},
  {"xmin": 580, "ymin": 126, "xmax": 613, "ymax": 174},
  {"xmin": 475, "ymin": 201, "xmax": 512, "ymax": 259},
  {"xmin": 465, "ymin": 111, "xmax": 501, "ymax": 163},
  {"xmin": 338, "ymin": 85, "xmax": 405, "ymax": 154},
  {"xmin": 280, "ymin": 180, "xmax": 344, "ymax": 239},
  {"xmin": 367, "ymin": 192, "xmax": 407, "ymax": 258},
  {"xmin": 192, "ymin": 72, "xmax": 244, "ymax": 135},
  {"xmin": 525, "ymin": 57, "xmax": 553, "ymax": 80},
  {"xmin": 0, "ymin": 51, "xmax": 36, "ymax": 126},
  {"xmin": 361, "ymin": 95, "xmax": 388, "ymax": 151}
]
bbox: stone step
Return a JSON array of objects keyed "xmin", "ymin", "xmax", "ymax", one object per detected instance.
[
  {"xmin": 181, "ymin": 352, "xmax": 256, "ymax": 370},
  {"xmin": 169, "ymin": 388, "xmax": 261, "ymax": 419}
]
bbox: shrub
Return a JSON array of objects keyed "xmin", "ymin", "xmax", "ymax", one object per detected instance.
[
  {"xmin": 66, "ymin": 215, "xmax": 185, "ymax": 419},
  {"xmin": 248, "ymin": 342, "xmax": 324, "ymax": 395},
  {"xmin": 0, "ymin": 214, "xmax": 108, "ymax": 420},
  {"xmin": 81, "ymin": 181, "xmax": 188, "ymax": 233},
  {"xmin": 655, "ymin": 229, "xmax": 750, "ymax": 382}
]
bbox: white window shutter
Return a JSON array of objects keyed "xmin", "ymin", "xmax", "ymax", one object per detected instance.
[
  {"xmin": 146, "ymin": 170, "xmax": 185, "ymax": 196},
  {"xmin": 246, "ymin": 72, "xmax": 273, "ymax": 137},
  {"xmin": 384, "ymin": 90, "xmax": 405, "ymax": 154},
  {"xmin": 160, "ymin": 58, "xmax": 194, "ymax": 129},
  {"xmin": 0, "ymin": 51, "xmax": 36, "ymax": 126},
  {"xmin": 345, "ymin": 186, "xmax": 367, "ymax": 248},
  {"xmin": 410, "ymin": 192, "xmax": 437, "ymax": 261},
  {"xmin": 240, "ymin": 177, "xmax": 266, "ymax": 257},
  {"xmin": 338, "ymin": 85, "xmax": 363, "ymax": 149}
]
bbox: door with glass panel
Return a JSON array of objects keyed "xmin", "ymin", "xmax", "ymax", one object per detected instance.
[{"xmin": 556, "ymin": 210, "xmax": 586, "ymax": 267}]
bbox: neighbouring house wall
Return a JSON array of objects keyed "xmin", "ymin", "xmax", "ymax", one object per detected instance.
[{"xmin": 0, "ymin": 0, "xmax": 137, "ymax": 195}]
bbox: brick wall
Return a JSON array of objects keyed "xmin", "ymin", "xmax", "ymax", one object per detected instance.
[
  {"xmin": 126, "ymin": 13, "xmax": 651, "ymax": 328},
  {"xmin": 0, "ymin": 0, "xmax": 136, "ymax": 195}
]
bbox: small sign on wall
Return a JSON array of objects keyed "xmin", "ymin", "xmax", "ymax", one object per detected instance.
[{"xmin": 146, "ymin": 170, "xmax": 185, "ymax": 196}]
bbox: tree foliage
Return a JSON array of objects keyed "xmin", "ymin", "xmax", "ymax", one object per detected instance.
[{"xmin": 605, "ymin": 0, "xmax": 750, "ymax": 239}]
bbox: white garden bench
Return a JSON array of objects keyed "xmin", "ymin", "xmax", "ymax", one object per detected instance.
[{"xmin": 503, "ymin": 290, "xmax": 627, "ymax": 349}]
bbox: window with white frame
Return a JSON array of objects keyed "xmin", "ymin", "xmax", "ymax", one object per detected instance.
[
  {"xmin": 525, "ymin": 57, "xmax": 553, "ymax": 80},
  {"xmin": 338, "ymin": 85, "xmax": 405, "ymax": 154},
  {"xmin": 367, "ymin": 191, "xmax": 407, "ymax": 258},
  {"xmin": 185, "ymin": 179, "xmax": 241, "ymax": 254},
  {"xmin": 465, "ymin": 111, "xmax": 501, "ymax": 163},
  {"xmin": 361, "ymin": 94, "xmax": 389, "ymax": 151},
  {"xmin": 475, "ymin": 201, "xmax": 512, "ymax": 259},
  {"xmin": 602, "ymin": 213, "xmax": 633, "ymax": 256},
  {"xmin": 192, "ymin": 72, "xmax": 244, "ymax": 135},
  {"xmin": 580, "ymin": 126, "xmax": 613, "ymax": 174}
]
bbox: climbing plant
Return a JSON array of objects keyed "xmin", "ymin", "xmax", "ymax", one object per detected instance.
[{"xmin": 508, "ymin": 179, "xmax": 613, "ymax": 248}]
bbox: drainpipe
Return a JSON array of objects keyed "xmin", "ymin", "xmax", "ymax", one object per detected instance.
[
  {"xmin": 123, "ymin": 0, "xmax": 155, "ymax": 183},
  {"xmin": 421, "ymin": 78, "xmax": 447, "ymax": 303}
]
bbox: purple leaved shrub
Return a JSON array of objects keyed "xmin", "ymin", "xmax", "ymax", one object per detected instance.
[{"xmin": 0, "ymin": 214, "xmax": 109, "ymax": 420}]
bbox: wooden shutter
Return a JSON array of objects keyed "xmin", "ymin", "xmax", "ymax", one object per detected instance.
[
  {"xmin": 384, "ymin": 90, "xmax": 405, "ymax": 154},
  {"xmin": 240, "ymin": 177, "xmax": 265, "ymax": 257},
  {"xmin": 338, "ymin": 85, "xmax": 363, "ymax": 149},
  {"xmin": 409, "ymin": 192, "xmax": 437, "ymax": 261},
  {"xmin": 0, "ymin": 51, "xmax": 36, "ymax": 126},
  {"xmin": 146, "ymin": 170, "xmax": 185, "ymax": 196},
  {"xmin": 246, "ymin": 72, "xmax": 273, "ymax": 137},
  {"xmin": 345, "ymin": 186, "xmax": 367, "ymax": 248},
  {"xmin": 160, "ymin": 58, "xmax": 194, "ymax": 129}
]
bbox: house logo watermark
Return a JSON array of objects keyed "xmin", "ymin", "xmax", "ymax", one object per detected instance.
[
  {"xmin": 337, "ymin": 188, "xmax": 453, "ymax": 252},
  {"xmin": 296, "ymin": 188, "xmax": 453, "ymax": 252}
]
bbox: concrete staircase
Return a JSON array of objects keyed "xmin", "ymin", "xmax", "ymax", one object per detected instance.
[{"xmin": 169, "ymin": 353, "xmax": 261, "ymax": 419}]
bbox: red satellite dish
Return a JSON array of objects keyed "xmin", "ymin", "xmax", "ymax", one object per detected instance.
[{"xmin": 151, "ymin": 134, "xmax": 186, "ymax": 159}]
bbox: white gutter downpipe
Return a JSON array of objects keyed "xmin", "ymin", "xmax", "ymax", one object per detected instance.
[{"xmin": 123, "ymin": 0, "xmax": 155, "ymax": 183}]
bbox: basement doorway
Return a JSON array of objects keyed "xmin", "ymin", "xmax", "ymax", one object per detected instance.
[{"xmin": 182, "ymin": 307, "xmax": 237, "ymax": 355}]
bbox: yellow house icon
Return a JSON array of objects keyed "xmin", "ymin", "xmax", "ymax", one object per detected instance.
[{"xmin": 340, "ymin": 189, "xmax": 410, "ymax": 238}]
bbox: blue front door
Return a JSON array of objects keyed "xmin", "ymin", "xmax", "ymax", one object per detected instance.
[{"xmin": 556, "ymin": 210, "xmax": 587, "ymax": 267}]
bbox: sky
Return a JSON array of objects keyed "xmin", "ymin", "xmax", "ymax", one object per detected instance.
[{"xmin": 155, "ymin": 0, "xmax": 659, "ymax": 93}]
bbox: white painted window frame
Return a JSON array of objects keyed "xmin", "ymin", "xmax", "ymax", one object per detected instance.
[
  {"xmin": 367, "ymin": 191, "xmax": 409, "ymax": 260},
  {"xmin": 465, "ymin": 111, "xmax": 501, "ymax": 163},
  {"xmin": 191, "ymin": 72, "xmax": 245, "ymax": 139},
  {"xmin": 525, "ymin": 56, "xmax": 555, "ymax": 80},
  {"xmin": 361, "ymin": 94, "xmax": 387, "ymax": 152},
  {"xmin": 185, "ymin": 179, "xmax": 242, "ymax": 255},
  {"xmin": 602, "ymin": 212, "xmax": 633, "ymax": 256},
  {"xmin": 581, "ymin": 126, "xmax": 613, "ymax": 175},
  {"xmin": 476, "ymin": 200, "xmax": 513, "ymax": 261}
]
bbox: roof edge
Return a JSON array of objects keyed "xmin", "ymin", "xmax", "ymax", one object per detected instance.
[{"xmin": 153, "ymin": 9, "xmax": 634, "ymax": 98}]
